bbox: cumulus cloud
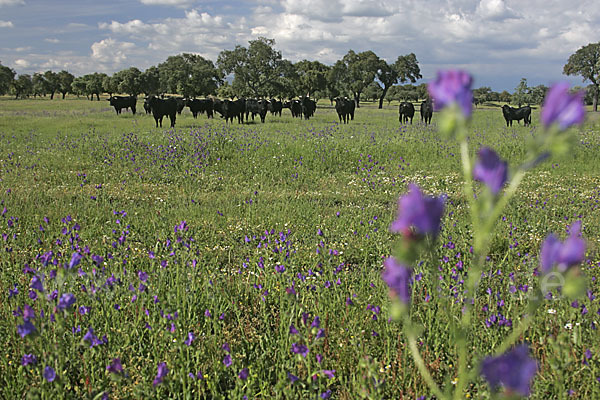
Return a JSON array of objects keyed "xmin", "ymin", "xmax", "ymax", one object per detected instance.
[
  {"xmin": 0, "ymin": 20, "xmax": 14, "ymax": 27},
  {"xmin": 44, "ymin": 38, "xmax": 60, "ymax": 43},
  {"xmin": 91, "ymin": 38, "xmax": 137, "ymax": 65}
]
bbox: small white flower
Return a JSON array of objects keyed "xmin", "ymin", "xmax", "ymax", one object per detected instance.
[
  {"xmin": 564, "ymin": 323, "xmax": 573, "ymax": 330},
  {"xmin": 547, "ymin": 309, "xmax": 556, "ymax": 314}
]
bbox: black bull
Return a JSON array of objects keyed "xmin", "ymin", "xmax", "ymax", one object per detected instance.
[
  {"xmin": 502, "ymin": 105, "xmax": 532, "ymax": 127},
  {"xmin": 108, "ymin": 96, "xmax": 137, "ymax": 115}
]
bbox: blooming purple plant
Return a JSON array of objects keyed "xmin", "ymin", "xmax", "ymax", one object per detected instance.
[
  {"xmin": 473, "ymin": 147, "xmax": 508, "ymax": 194},
  {"xmin": 17, "ymin": 320, "xmax": 36, "ymax": 338},
  {"xmin": 153, "ymin": 362, "xmax": 168, "ymax": 387},
  {"xmin": 44, "ymin": 365, "xmax": 56, "ymax": 382},
  {"xmin": 291, "ymin": 343, "xmax": 309, "ymax": 357},
  {"xmin": 540, "ymin": 82, "xmax": 585, "ymax": 130},
  {"xmin": 428, "ymin": 69, "xmax": 474, "ymax": 117},
  {"xmin": 107, "ymin": 358, "xmax": 123, "ymax": 374},
  {"xmin": 238, "ymin": 367, "xmax": 249, "ymax": 380},
  {"xmin": 57, "ymin": 293, "xmax": 76, "ymax": 310},
  {"xmin": 382, "ymin": 257, "xmax": 413, "ymax": 303},
  {"xmin": 480, "ymin": 345, "xmax": 537, "ymax": 396},
  {"xmin": 389, "ymin": 183, "xmax": 445, "ymax": 239},
  {"xmin": 21, "ymin": 354, "xmax": 37, "ymax": 366},
  {"xmin": 540, "ymin": 221, "xmax": 586, "ymax": 274}
]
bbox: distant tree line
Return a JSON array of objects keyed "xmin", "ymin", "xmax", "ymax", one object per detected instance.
[{"xmin": 1, "ymin": 39, "xmax": 598, "ymax": 110}]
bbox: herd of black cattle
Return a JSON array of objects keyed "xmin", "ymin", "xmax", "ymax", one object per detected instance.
[{"xmin": 107, "ymin": 95, "xmax": 532, "ymax": 128}]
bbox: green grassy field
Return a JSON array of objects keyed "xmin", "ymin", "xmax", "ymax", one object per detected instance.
[{"xmin": 0, "ymin": 96, "xmax": 599, "ymax": 399}]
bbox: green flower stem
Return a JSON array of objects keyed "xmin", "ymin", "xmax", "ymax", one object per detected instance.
[{"xmin": 404, "ymin": 314, "xmax": 447, "ymax": 400}]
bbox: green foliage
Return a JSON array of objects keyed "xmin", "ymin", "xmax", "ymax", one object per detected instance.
[
  {"xmin": 217, "ymin": 37, "xmax": 284, "ymax": 98},
  {"xmin": 563, "ymin": 41, "xmax": 600, "ymax": 110},
  {"xmin": 511, "ymin": 78, "xmax": 530, "ymax": 107},
  {"xmin": 0, "ymin": 61, "xmax": 15, "ymax": 95},
  {"xmin": 158, "ymin": 53, "xmax": 221, "ymax": 97},
  {"xmin": 13, "ymin": 74, "xmax": 33, "ymax": 99}
]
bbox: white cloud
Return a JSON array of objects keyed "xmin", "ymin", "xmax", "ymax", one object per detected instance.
[
  {"xmin": 44, "ymin": 38, "xmax": 60, "ymax": 43},
  {"xmin": 139, "ymin": 0, "xmax": 195, "ymax": 7},
  {"xmin": 0, "ymin": 20, "xmax": 14, "ymax": 27},
  {"xmin": 0, "ymin": 0, "xmax": 24, "ymax": 6},
  {"xmin": 476, "ymin": 0, "xmax": 518, "ymax": 21},
  {"xmin": 91, "ymin": 38, "xmax": 137, "ymax": 66},
  {"xmin": 14, "ymin": 59, "xmax": 30, "ymax": 68}
]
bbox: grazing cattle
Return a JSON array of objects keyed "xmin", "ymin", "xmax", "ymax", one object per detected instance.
[
  {"xmin": 399, "ymin": 102, "xmax": 415, "ymax": 124},
  {"xmin": 334, "ymin": 97, "xmax": 355, "ymax": 124},
  {"xmin": 186, "ymin": 98, "xmax": 214, "ymax": 119},
  {"xmin": 147, "ymin": 96, "xmax": 178, "ymax": 128},
  {"xmin": 284, "ymin": 100, "xmax": 303, "ymax": 118},
  {"xmin": 420, "ymin": 99, "xmax": 433, "ymax": 125},
  {"xmin": 143, "ymin": 98, "xmax": 152, "ymax": 114},
  {"xmin": 268, "ymin": 99, "xmax": 283, "ymax": 116},
  {"xmin": 167, "ymin": 97, "xmax": 185, "ymax": 115},
  {"xmin": 108, "ymin": 96, "xmax": 137, "ymax": 115},
  {"xmin": 502, "ymin": 105, "xmax": 532, "ymax": 127},
  {"xmin": 301, "ymin": 97, "xmax": 317, "ymax": 120},
  {"xmin": 214, "ymin": 98, "xmax": 244, "ymax": 123},
  {"xmin": 245, "ymin": 99, "xmax": 269, "ymax": 123}
]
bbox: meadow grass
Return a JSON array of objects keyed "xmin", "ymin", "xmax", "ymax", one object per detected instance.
[{"xmin": 0, "ymin": 96, "xmax": 599, "ymax": 399}]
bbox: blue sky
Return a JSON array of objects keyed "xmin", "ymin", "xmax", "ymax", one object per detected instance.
[{"xmin": 1, "ymin": 0, "xmax": 598, "ymax": 91}]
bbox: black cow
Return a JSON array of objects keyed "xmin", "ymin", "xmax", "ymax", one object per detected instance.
[
  {"xmin": 108, "ymin": 96, "xmax": 137, "ymax": 115},
  {"xmin": 284, "ymin": 100, "xmax": 302, "ymax": 118},
  {"xmin": 502, "ymin": 105, "xmax": 531, "ymax": 127},
  {"xmin": 214, "ymin": 98, "xmax": 245, "ymax": 123},
  {"xmin": 301, "ymin": 97, "xmax": 317, "ymax": 120},
  {"xmin": 334, "ymin": 97, "xmax": 355, "ymax": 124},
  {"xmin": 147, "ymin": 96, "xmax": 177, "ymax": 128},
  {"xmin": 420, "ymin": 99, "xmax": 433, "ymax": 125},
  {"xmin": 167, "ymin": 97, "xmax": 185, "ymax": 115},
  {"xmin": 143, "ymin": 98, "xmax": 152, "ymax": 114},
  {"xmin": 268, "ymin": 99, "xmax": 282, "ymax": 116},
  {"xmin": 245, "ymin": 99, "xmax": 269, "ymax": 123},
  {"xmin": 399, "ymin": 102, "xmax": 415, "ymax": 124},
  {"xmin": 186, "ymin": 98, "xmax": 214, "ymax": 119}
]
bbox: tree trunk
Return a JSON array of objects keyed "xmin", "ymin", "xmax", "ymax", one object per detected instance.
[
  {"xmin": 378, "ymin": 86, "xmax": 389, "ymax": 109},
  {"xmin": 594, "ymin": 84, "xmax": 598, "ymax": 112},
  {"xmin": 50, "ymin": 92, "xmax": 55, "ymax": 100}
]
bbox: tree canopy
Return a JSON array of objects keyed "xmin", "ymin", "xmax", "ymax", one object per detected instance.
[{"xmin": 563, "ymin": 42, "xmax": 600, "ymax": 111}]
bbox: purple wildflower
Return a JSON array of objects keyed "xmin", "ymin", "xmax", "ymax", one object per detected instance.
[
  {"xmin": 222, "ymin": 343, "xmax": 231, "ymax": 353},
  {"xmin": 107, "ymin": 358, "xmax": 123, "ymax": 374},
  {"xmin": 428, "ymin": 69, "xmax": 474, "ymax": 117},
  {"xmin": 68, "ymin": 252, "xmax": 82, "ymax": 269},
  {"xmin": 291, "ymin": 343, "xmax": 309, "ymax": 358},
  {"xmin": 541, "ymin": 82, "xmax": 585, "ymax": 130},
  {"xmin": 223, "ymin": 354, "xmax": 232, "ymax": 367},
  {"xmin": 238, "ymin": 368, "xmax": 249, "ymax": 380},
  {"xmin": 288, "ymin": 372, "xmax": 299, "ymax": 383},
  {"xmin": 153, "ymin": 362, "xmax": 168, "ymax": 387},
  {"xmin": 83, "ymin": 327, "xmax": 103, "ymax": 348},
  {"xmin": 289, "ymin": 324, "xmax": 299, "ymax": 335},
  {"xmin": 540, "ymin": 221, "xmax": 585, "ymax": 273},
  {"xmin": 321, "ymin": 389, "xmax": 332, "ymax": 399},
  {"xmin": 311, "ymin": 316, "xmax": 321, "ymax": 328},
  {"xmin": 30, "ymin": 276, "xmax": 44, "ymax": 292},
  {"xmin": 43, "ymin": 365, "xmax": 56, "ymax": 382},
  {"xmin": 321, "ymin": 370, "xmax": 336, "ymax": 379},
  {"xmin": 21, "ymin": 354, "xmax": 37, "ymax": 366},
  {"xmin": 184, "ymin": 332, "xmax": 195, "ymax": 346},
  {"xmin": 480, "ymin": 345, "xmax": 537, "ymax": 396},
  {"xmin": 473, "ymin": 147, "xmax": 508, "ymax": 195},
  {"xmin": 390, "ymin": 184, "xmax": 445, "ymax": 238},
  {"xmin": 382, "ymin": 257, "xmax": 413, "ymax": 303},
  {"xmin": 57, "ymin": 293, "xmax": 76, "ymax": 310},
  {"xmin": 17, "ymin": 320, "xmax": 36, "ymax": 338}
]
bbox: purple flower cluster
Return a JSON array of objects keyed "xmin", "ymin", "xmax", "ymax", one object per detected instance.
[
  {"xmin": 541, "ymin": 82, "xmax": 585, "ymax": 130},
  {"xmin": 381, "ymin": 257, "xmax": 413, "ymax": 304},
  {"xmin": 473, "ymin": 147, "xmax": 508, "ymax": 195},
  {"xmin": 540, "ymin": 221, "xmax": 585, "ymax": 274},
  {"xmin": 390, "ymin": 183, "xmax": 445, "ymax": 239},
  {"xmin": 480, "ymin": 345, "xmax": 537, "ymax": 396},
  {"xmin": 428, "ymin": 69, "xmax": 474, "ymax": 117}
]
